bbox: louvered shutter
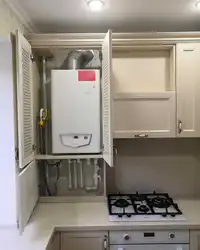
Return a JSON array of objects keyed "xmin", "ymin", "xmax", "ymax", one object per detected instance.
[
  {"xmin": 102, "ymin": 30, "xmax": 113, "ymax": 167},
  {"xmin": 16, "ymin": 30, "xmax": 34, "ymax": 169}
]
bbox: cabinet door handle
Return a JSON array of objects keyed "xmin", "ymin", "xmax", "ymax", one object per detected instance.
[
  {"xmin": 135, "ymin": 134, "xmax": 148, "ymax": 138},
  {"xmin": 103, "ymin": 235, "xmax": 108, "ymax": 250},
  {"xmin": 178, "ymin": 120, "xmax": 182, "ymax": 134},
  {"xmin": 183, "ymin": 48, "xmax": 194, "ymax": 52}
]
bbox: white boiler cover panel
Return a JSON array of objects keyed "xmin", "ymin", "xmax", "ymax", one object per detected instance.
[{"xmin": 51, "ymin": 70, "xmax": 101, "ymax": 154}]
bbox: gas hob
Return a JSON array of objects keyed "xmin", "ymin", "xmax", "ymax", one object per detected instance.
[{"xmin": 108, "ymin": 192, "xmax": 185, "ymax": 221}]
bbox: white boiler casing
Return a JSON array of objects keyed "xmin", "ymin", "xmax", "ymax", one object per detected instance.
[{"xmin": 51, "ymin": 70, "xmax": 101, "ymax": 154}]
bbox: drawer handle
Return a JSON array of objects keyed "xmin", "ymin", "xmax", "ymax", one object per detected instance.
[{"xmin": 135, "ymin": 134, "xmax": 148, "ymax": 138}]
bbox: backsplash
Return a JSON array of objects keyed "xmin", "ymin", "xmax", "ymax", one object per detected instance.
[{"xmin": 107, "ymin": 139, "xmax": 200, "ymax": 198}]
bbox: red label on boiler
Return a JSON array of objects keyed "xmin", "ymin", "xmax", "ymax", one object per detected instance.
[{"xmin": 78, "ymin": 71, "xmax": 96, "ymax": 82}]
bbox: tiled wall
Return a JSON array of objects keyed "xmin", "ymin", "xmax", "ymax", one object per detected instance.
[{"xmin": 107, "ymin": 139, "xmax": 200, "ymax": 198}]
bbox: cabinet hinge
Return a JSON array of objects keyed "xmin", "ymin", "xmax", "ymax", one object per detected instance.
[
  {"xmin": 30, "ymin": 54, "xmax": 35, "ymax": 62},
  {"xmin": 17, "ymin": 220, "xmax": 19, "ymax": 229},
  {"xmin": 99, "ymin": 51, "xmax": 103, "ymax": 61},
  {"xmin": 15, "ymin": 147, "xmax": 19, "ymax": 161}
]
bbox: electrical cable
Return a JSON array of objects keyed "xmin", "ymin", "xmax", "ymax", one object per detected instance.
[
  {"xmin": 45, "ymin": 160, "xmax": 62, "ymax": 195},
  {"xmin": 45, "ymin": 160, "xmax": 61, "ymax": 166},
  {"xmin": 54, "ymin": 162, "xmax": 61, "ymax": 195}
]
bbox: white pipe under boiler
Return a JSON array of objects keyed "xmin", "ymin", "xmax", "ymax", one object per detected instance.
[
  {"xmin": 78, "ymin": 159, "xmax": 84, "ymax": 188},
  {"xmin": 68, "ymin": 160, "xmax": 72, "ymax": 190},
  {"xmin": 85, "ymin": 159, "xmax": 101, "ymax": 191},
  {"xmin": 73, "ymin": 160, "xmax": 78, "ymax": 189}
]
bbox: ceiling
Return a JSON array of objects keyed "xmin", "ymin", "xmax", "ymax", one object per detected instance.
[{"xmin": 7, "ymin": 0, "xmax": 200, "ymax": 32}]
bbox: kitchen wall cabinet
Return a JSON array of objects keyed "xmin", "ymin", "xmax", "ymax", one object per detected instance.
[
  {"xmin": 113, "ymin": 46, "xmax": 176, "ymax": 138},
  {"xmin": 176, "ymin": 43, "xmax": 200, "ymax": 137},
  {"xmin": 190, "ymin": 230, "xmax": 200, "ymax": 250},
  {"xmin": 15, "ymin": 29, "xmax": 113, "ymax": 234},
  {"xmin": 6, "ymin": 30, "xmax": 200, "ymax": 235},
  {"xmin": 61, "ymin": 231, "xmax": 108, "ymax": 250}
]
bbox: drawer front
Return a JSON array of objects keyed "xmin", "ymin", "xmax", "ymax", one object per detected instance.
[
  {"xmin": 109, "ymin": 231, "xmax": 189, "ymax": 244},
  {"xmin": 110, "ymin": 244, "xmax": 189, "ymax": 250}
]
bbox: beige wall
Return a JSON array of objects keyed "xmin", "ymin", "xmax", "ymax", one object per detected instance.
[
  {"xmin": 107, "ymin": 139, "xmax": 200, "ymax": 199},
  {"xmin": 0, "ymin": 0, "xmax": 28, "ymax": 36}
]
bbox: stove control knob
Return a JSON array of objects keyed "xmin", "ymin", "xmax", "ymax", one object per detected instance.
[
  {"xmin": 124, "ymin": 234, "xmax": 130, "ymax": 241},
  {"xmin": 169, "ymin": 233, "xmax": 175, "ymax": 239}
]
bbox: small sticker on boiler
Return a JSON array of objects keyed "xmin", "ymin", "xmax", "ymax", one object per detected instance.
[{"xmin": 78, "ymin": 71, "xmax": 96, "ymax": 82}]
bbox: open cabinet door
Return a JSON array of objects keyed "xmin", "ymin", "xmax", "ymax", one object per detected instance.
[
  {"xmin": 16, "ymin": 30, "xmax": 35, "ymax": 169},
  {"xmin": 17, "ymin": 160, "xmax": 38, "ymax": 234},
  {"xmin": 102, "ymin": 30, "xmax": 113, "ymax": 167},
  {"xmin": 16, "ymin": 30, "xmax": 38, "ymax": 234}
]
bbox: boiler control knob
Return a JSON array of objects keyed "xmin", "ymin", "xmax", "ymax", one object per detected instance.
[
  {"xmin": 169, "ymin": 233, "xmax": 175, "ymax": 239},
  {"xmin": 124, "ymin": 234, "xmax": 130, "ymax": 241}
]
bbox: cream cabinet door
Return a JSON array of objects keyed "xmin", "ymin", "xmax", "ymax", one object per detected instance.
[
  {"xmin": 190, "ymin": 230, "xmax": 200, "ymax": 250},
  {"xmin": 102, "ymin": 30, "xmax": 113, "ymax": 167},
  {"xmin": 114, "ymin": 92, "xmax": 176, "ymax": 138},
  {"xmin": 61, "ymin": 231, "xmax": 108, "ymax": 250},
  {"xmin": 176, "ymin": 43, "xmax": 200, "ymax": 137},
  {"xmin": 47, "ymin": 232, "xmax": 60, "ymax": 250}
]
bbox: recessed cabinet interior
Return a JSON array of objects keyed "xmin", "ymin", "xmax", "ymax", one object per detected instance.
[
  {"xmin": 113, "ymin": 47, "xmax": 175, "ymax": 93},
  {"xmin": 113, "ymin": 46, "xmax": 176, "ymax": 138},
  {"xmin": 61, "ymin": 232, "xmax": 108, "ymax": 250},
  {"xmin": 176, "ymin": 43, "xmax": 200, "ymax": 137}
]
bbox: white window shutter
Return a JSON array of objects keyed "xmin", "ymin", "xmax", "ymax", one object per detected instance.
[
  {"xmin": 17, "ymin": 160, "xmax": 38, "ymax": 234},
  {"xmin": 16, "ymin": 30, "xmax": 35, "ymax": 169},
  {"xmin": 102, "ymin": 30, "xmax": 113, "ymax": 167}
]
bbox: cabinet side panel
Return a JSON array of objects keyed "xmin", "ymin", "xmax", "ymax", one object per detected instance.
[{"xmin": 0, "ymin": 38, "xmax": 17, "ymax": 226}]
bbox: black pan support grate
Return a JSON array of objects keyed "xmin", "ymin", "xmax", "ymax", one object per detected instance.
[{"xmin": 108, "ymin": 192, "xmax": 182, "ymax": 218}]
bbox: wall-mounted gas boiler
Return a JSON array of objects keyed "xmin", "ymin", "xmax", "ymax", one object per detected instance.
[{"xmin": 51, "ymin": 69, "xmax": 101, "ymax": 154}]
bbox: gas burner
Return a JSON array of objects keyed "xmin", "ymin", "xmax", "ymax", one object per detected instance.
[
  {"xmin": 132, "ymin": 194, "xmax": 146, "ymax": 202},
  {"xmin": 114, "ymin": 198, "xmax": 130, "ymax": 208},
  {"xmin": 137, "ymin": 204, "xmax": 150, "ymax": 213},
  {"xmin": 149, "ymin": 197, "xmax": 171, "ymax": 208},
  {"xmin": 107, "ymin": 192, "xmax": 183, "ymax": 221}
]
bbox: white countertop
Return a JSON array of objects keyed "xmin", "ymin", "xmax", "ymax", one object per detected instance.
[{"xmin": 2, "ymin": 199, "xmax": 200, "ymax": 250}]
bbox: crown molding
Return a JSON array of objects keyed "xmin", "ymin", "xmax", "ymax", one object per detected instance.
[{"xmin": 3, "ymin": 0, "xmax": 37, "ymax": 32}]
